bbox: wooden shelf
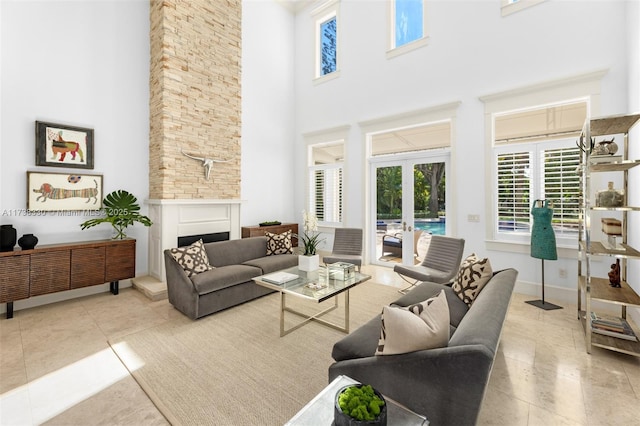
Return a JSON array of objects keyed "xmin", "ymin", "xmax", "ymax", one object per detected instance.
[
  {"xmin": 588, "ymin": 113, "xmax": 640, "ymax": 136},
  {"xmin": 579, "ymin": 311, "xmax": 640, "ymax": 357},
  {"xmin": 578, "ymin": 275, "xmax": 640, "ymax": 307},
  {"xmin": 587, "ymin": 242, "xmax": 640, "ymax": 259},
  {"xmin": 588, "ymin": 159, "xmax": 640, "ymax": 172},
  {"xmin": 590, "ymin": 206, "xmax": 640, "ymax": 212}
]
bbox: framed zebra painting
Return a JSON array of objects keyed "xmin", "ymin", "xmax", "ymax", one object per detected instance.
[
  {"xmin": 35, "ymin": 121, "xmax": 94, "ymax": 169},
  {"xmin": 27, "ymin": 172, "xmax": 103, "ymax": 212}
]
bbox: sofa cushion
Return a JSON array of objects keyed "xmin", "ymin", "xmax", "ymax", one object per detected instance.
[
  {"xmin": 265, "ymin": 231, "xmax": 293, "ymax": 255},
  {"xmin": 392, "ymin": 281, "xmax": 469, "ymax": 328},
  {"xmin": 190, "ymin": 264, "xmax": 262, "ymax": 295},
  {"xmin": 169, "ymin": 239, "xmax": 214, "ymax": 278},
  {"xmin": 205, "ymin": 237, "xmax": 269, "ymax": 268},
  {"xmin": 243, "ymin": 254, "xmax": 298, "ymax": 274},
  {"xmin": 376, "ymin": 290, "xmax": 449, "ymax": 355},
  {"xmin": 451, "ymin": 253, "xmax": 493, "ymax": 306}
]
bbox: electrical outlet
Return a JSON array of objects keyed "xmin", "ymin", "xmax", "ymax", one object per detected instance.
[
  {"xmin": 467, "ymin": 214, "xmax": 480, "ymax": 223},
  {"xmin": 559, "ymin": 268, "xmax": 567, "ymax": 278}
]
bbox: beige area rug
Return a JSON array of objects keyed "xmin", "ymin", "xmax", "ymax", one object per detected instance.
[{"xmin": 109, "ymin": 281, "xmax": 399, "ymax": 426}]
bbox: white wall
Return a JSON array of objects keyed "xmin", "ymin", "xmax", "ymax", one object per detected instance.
[
  {"xmin": 292, "ymin": 0, "xmax": 630, "ymax": 297},
  {"xmin": 241, "ymin": 0, "xmax": 297, "ymax": 226},
  {"xmin": 0, "ymin": 1, "xmax": 150, "ymax": 270}
]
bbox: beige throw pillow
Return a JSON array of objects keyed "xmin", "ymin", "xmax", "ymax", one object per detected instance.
[
  {"xmin": 451, "ymin": 253, "xmax": 493, "ymax": 306},
  {"xmin": 169, "ymin": 239, "xmax": 214, "ymax": 278},
  {"xmin": 376, "ymin": 289, "xmax": 449, "ymax": 356},
  {"xmin": 265, "ymin": 230, "xmax": 293, "ymax": 255}
]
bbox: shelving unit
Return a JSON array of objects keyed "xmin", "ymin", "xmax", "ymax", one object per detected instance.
[{"xmin": 577, "ymin": 112, "xmax": 640, "ymax": 356}]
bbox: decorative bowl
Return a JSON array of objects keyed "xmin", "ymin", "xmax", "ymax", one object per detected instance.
[{"xmin": 334, "ymin": 384, "xmax": 387, "ymax": 426}]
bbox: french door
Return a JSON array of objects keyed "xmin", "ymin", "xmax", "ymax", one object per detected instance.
[{"xmin": 370, "ymin": 154, "xmax": 449, "ymax": 267}]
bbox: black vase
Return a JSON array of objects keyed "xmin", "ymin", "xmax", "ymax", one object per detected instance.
[
  {"xmin": 18, "ymin": 233, "xmax": 38, "ymax": 250},
  {"xmin": 1, "ymin": 225, "xmax": 17, "ymax": 252}
]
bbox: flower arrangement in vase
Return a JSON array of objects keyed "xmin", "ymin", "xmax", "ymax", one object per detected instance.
[{"xmin": 298, "ymin": 211, "xmax": 324, "ymax": 271}]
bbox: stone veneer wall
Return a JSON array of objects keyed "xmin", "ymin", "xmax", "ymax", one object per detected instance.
[{"xmin": 149, "ymin": 0, "xmax": 241, "ymax": 199}]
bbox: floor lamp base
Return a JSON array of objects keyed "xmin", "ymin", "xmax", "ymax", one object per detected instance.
[{"xmin": 525, "ymin": 299, "xmax": 563, "ymax": 310}]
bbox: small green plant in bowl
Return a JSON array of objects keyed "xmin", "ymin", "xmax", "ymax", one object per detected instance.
[{"xmin": 335, "ymin": 384, "xmax": 387, "ymax": 425}]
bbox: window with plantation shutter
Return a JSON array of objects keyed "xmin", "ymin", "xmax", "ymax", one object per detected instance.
[
  {"xmin": 311, "ymin": 166, "xmax": 342, "ymax": 223},
  {"xmin": 497, "ymin": 151, "xmax": 532, "ymax": 234},
  {"xmin": 539, "ymin": 146, "xmax": 581, "ymax": 238},
  {"xmin": 308, "ymin": 141, "xmax": 344, "ymax": 226},
  {"xmin": 494, "ymin": 139, "xmax": 581, "ymax": 243}
]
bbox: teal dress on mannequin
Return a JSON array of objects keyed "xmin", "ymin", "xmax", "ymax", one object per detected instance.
[{"xmin": 530, "ymin": 199, "xmax": 557, "ymax": 260}]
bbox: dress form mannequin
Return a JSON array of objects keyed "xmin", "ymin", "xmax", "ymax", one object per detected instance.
[{"xmin": 527, "ymin": 199, "xmax": 562, "ymax": 310}]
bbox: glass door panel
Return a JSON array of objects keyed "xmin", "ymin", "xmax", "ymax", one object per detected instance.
[
  {"xmin": 374, "ymin": 164, "xmax": 403, "ymax": 263},
  {"xmin": 372, "ymin": 158, "xmax": 447, "ymax": 267}
]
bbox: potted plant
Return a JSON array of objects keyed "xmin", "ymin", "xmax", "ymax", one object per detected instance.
[
  {"xmin": 335, "ymin": 384, "xmax": 387, "ymax": 426},
  {"xmin": 80, "ymin": 190, "xmax": 152, "ymax": 239},
  {"xmin": 297, "ymin": 210, "xmax": 324, "ymax": 271}
]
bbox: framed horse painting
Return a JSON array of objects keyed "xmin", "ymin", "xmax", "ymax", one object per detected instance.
[
  {"xmin": 35, "ymin": 121, "xmax": 94, "ymax": 169},
  {"xmin": 27, "ymin": 171, "xmax": 103, "ymax": 212}
]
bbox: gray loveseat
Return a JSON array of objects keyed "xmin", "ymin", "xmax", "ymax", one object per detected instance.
[
  {"xmin": 328, "ymin": 268, "xmax": 518, "ymax": 426},
  {"xmin": 164, "ymin": 236, "xmax": 298, "ymax": 319}
]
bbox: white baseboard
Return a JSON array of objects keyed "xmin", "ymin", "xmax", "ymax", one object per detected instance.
[
  {"xmin": 515, "ymin": 279, "xmax": 640, "ymax": 326},
  {"xmin": 0, "ymin": 280, "xmax": 132, "ymax": 316}
]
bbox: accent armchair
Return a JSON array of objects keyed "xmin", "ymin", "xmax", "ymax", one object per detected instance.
[
  {"xmin": 394, "ymin": 235, "xmax": 465, "ymax": 294},
  {"xmin": 323, "ymin": 228, "xmax": 363, "ymax": 272}
]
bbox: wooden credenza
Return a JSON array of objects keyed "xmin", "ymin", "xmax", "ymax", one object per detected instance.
[
  {"xmin": 241, "ymin": 223, "xmax": 299, "ymax": 247},
  {"xmin": 0, "ymin": 238, "xmax": 135, "ymax": 319}
]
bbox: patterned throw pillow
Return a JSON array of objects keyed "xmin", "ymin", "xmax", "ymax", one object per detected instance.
[
  {"xmin": 169, "ymin": 239, "xmax": 214, "ymax": 278},
  {"xmin": 451, "ymin": 253, "xmax": 493, "ymax": 306},
  {"xmin": 376, "ymin": 290, "xmax": 449, "ymax": 356},
  {"xmin": 265, "ymin": 231, "xmax": 293, "ymax": 256}
]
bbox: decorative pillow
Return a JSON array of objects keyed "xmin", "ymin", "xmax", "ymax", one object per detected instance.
[
  {"xmin": 451, "ymin": 253, "xmax": 493, "ymax": 306},
  {"xmin": 169, "ymin": 239, "xmax": 214, "ymax": 278},
  {"xmin": 265, "ymin": 230, "xmax": 293, "ymax": 256},
  {"xmin": 376, "ymin": 290, "xmax": 449, "ymax": 356}
]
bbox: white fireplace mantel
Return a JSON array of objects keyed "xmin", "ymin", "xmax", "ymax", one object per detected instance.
[{"xmin": 146, "ymin": 199, "xmax": 242, "ymax": 281}]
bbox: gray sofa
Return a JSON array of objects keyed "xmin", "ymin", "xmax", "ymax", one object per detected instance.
[
  {"xmin": 328, "ymin": 268, "xmax": 518, "ymax": 426},
  {"xmin": 164, "ymin": 236, "xmax": 298, "ymax": 319}
]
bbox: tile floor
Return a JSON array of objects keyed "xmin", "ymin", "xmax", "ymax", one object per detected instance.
[{"xmin": 1, "ymin": 265, "xmax": 639, "ymax": 425}]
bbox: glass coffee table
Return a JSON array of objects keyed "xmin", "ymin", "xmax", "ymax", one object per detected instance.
[
  {"xmin": 285, "ymin": 375, "xmax": 429, "ymax": 425},
  {"xmin": 253, "ymin": 266, "xmax": 370, "ymax": 337}
]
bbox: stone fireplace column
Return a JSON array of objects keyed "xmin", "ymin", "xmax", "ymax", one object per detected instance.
[{"xmin": 135, "ymin": 0, "xmax": 242, "ymax": 299}]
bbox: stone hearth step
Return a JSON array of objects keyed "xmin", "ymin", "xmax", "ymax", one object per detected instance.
[{"xmin": 132, "ymin": 275, "xmax": 167, "ymax": 301}]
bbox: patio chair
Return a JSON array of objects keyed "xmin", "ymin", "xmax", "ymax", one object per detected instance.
[
  {"xmin": 323, "ymin": 228, "xmax": 363, "ymax": 272},
  {"xmin": 394, "ymin": 235, "xmax": 465, "ymax": 294},
  {"xmin": 382, "ymin": 230, "xmax": 423, "ymax": 258}
]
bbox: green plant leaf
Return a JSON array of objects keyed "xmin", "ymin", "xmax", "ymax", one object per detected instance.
[{"xmin": 79, "ymin": 190, "xmax": 152, "ymax": 239}]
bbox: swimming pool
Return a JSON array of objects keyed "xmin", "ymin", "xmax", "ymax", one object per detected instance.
[{"xmin": 414, "ymin": 220, "xmax": 445, "ymax": 235}]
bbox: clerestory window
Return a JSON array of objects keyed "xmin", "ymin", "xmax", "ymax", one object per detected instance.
[
  {"xmin": 313, "ymin": 1, "xmax": 340, "ymax": 82},
  {"xmin": 388, "ymin": 0, "xmax": 428, "ymax": 57}
]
